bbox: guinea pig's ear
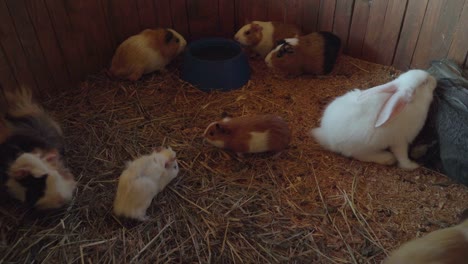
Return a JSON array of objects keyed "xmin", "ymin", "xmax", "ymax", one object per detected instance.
[
  {"xmin": 251, "ymin": 23, "xmax": 262, "ymax": 32},
  {"xmin": 43, "ymin": 150, "xmax": 59, "ymax": 163},
  {"xmin": 153, "ymin": 146, "xmax": 164, "ymax": 153},
  {"xmin": 164, "ymin": 157, "xmax": 177, "ymax": 169},
  {"xmin": 164, "ymin": 29, "xmax": 174, "ymax": 43}
]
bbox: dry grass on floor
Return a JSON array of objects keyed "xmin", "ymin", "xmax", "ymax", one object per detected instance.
[{"xmin": 1, "ymin": 56, "xmax": 467, "ymax": 263}]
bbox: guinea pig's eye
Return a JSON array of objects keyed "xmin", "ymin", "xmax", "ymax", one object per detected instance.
[
  {"xmin": 245, "ymin": 30, "xmax": 250, "ymax": 35},
  {"xmin": 173, "ymin": 164, "xmax": 177, "ymax": 169},
  {"xmin": 175, "ymin": 38, "xmax": 180, "ymax": 43},
  {"xmin": 276, "ymin": 52, "xmax": 284, "ymax": 58}
]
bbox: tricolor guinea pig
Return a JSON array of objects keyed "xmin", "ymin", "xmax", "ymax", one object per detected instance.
[
  {"xmin": 6, "ymin": 151, "xmax": 76, "ymax": 209},
  {"xmin": 384, "ymin": 218, "xmax": 468, "ymax": 264},
  {"xmin": 203, "ymin": 115, "xmax": 291, "ymax": 156},
  {"xmin": 113, "ymin": 146, "xmax": 180, "ymax": 221},
  {"xmin": 109, "ymin": 28, "xmax": 187, "ymax": 81},
  {"xmin": 265, "ymin": 31, "xmax": 341, "ymax": 76},
  {"xmin": 234, "ymin": 21, "xmax": 302, "ymax": 58}
]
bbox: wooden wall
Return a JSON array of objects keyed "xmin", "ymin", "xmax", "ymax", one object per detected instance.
[{"xmin": 0, "ymin": 0, "xmax": 467, "ymax": 96}]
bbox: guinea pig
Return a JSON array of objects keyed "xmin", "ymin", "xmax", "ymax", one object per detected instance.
[
  {"xmin": 234, "ymin": 21, "xmax": 302, "ymax": 58},
  {"xmin": 265, "ymin": 31, "xmax": 341, "ymax": 76},
  {"xmin": 109, "ymin": 28, "xmax": 187, "ymax": 81},
  {"xmin": 0, "ymin": 86, "xmax": 76, "ymax": 209},
  {"xmin": 6, "ymin": 151, "xmax": 76, "ymax": 209},
  {"xmin": 384, "ymin": 218, "xmax": 468, "ymax": 264},
  {"xmin": 113, "ymin": 146, "xmax": 180, "ymax": 221},
  {"xmin": 203, "ymin": 115, "xmax": 291, "ymax": 156}
]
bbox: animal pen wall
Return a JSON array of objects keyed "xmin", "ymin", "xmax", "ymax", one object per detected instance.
[{"xmin": 0, "ymin": 0, "xmax": 467, "ymax": 96}]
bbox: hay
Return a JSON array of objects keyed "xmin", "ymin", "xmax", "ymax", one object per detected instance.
[{"xmin": 1, "ymin": 56, "xmax": 467, "ymax": 263}]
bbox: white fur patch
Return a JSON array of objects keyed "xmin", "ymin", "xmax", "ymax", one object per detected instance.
[
  {"xmin": 248, "ymin": 131, "xmax": 270, "ymax": 153},
  {"xmin": 167, "ymin": 28, "xmax": 187, "ymax": 54},
  {"xmin": 285, "ymin": 38, "xmax": 299, "ymax": 46},
  {"xmin": 206, "ymin": 139, "xmax": 225, "ymax": 148},
  {"xmin": 265, "ymin": 50, "xmax": 274, "ymax": 68}
]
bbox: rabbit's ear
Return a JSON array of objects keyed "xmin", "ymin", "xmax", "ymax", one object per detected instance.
[
  {"xmin": 375, "ymin": 91, "xmax": 413, "ymax": 127},
  {"xmin": 359, "ymin": 82, "xmax": 398, "ymax": 101}
]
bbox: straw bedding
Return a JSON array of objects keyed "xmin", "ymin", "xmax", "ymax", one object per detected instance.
[{"xmin": 1, "ymin": 56, "xmax": 467, "ymax": 263}]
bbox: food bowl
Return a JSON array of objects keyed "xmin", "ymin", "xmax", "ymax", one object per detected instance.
[{"xmin": 181, "ymin": 38, "xmax": 250, "ymax": 92}]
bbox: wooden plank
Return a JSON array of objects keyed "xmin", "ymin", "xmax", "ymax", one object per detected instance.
[
  {"xmin": 302, "ymin": 0, "xmax": 320, "ymax": 33},
  {"xmin": 362, "ymin": 0, "xmax": 389, "ymax": 62},
  {"xmin": 285, "ymin": 0, "xmax": 303, "ymax": 27},
  {"xmin": 102, "ymin": 0, "xmax": 141, "ymax": 46},
  {"xmin": 25, "ymin": 0, "xmax": 71, "ymax": 91},
  {"xmin": 64, "ymin": 1, "xmax": 114, "ymax": 79},
  {"xmin": 155, "ymin": 0, "xmax": 173, "ymax": 29},
  {"xmin": 44, "ymin": 0, "xmax": 86, "ymax": 83},
  {"xmin": 170, "ymin": 0, "xmax": 190, "ymax": 40},
  {"xmin": 332, "ymin": 0, "xmax": 354, "ymax": 52},
  {"xmin": 447, "ymin": 0, "xmax": 468, "ymax": 66},
  {"xmin": 392, "ymin": 0, "xmax": 429, "ymax": 70},
  {"xmin": 0, "ymin": 0, "xmax": 37, "ymax": 92},
  {"xmin": 0, "ymin": 45, "xmax": 19, "ymax": 92},
  {"xmin": 411, "ymin": 0, "xmax": 465, "ymax": 68},
  {"xmin": 5, "ymin": 0, "xmax": 54, "ymax": 96},
  {"xmin": 318, "ymin": 0, "xmax": 336, "ymax": 31},
  {"xmin": 136, "ymin": 0, "xmax": 157, "ymax": 29},
  {"xmin": 267, "ymin": 0, "xmax": 284, "ymax": 22},
  {"xmin": 347, "ymin": 0, "xmax": 371, "ymax": 56},
  {"xmin": 375, "ymin": 0, "xmax": 408, "ymax": 65},
  {"xmin": 236, "ymin": 0, "xmax": 268, "ymax": 25},
  {"xmin": 219, "ymin": 0, "xmax": 236, "ymax": 38},
  {"xmin": 187, "ymin": 0, "xmax": 218, "ymax": 39}
]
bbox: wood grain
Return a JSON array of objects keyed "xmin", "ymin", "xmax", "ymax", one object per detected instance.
[
  {"xmin": 392, "ymin": 0, "xmax": 429, "ymax": 70},
  {"xmin": 219, "ymin": 0, "xmax": 236, "ymax": 38},
  {"xmin": 155, "ymin": 0, "xmax": 173, "ymax": 28},
  {"xmin": 447, "ymin": 0, "xmax": 468, "ymax": 66},
  {"xmin": 187, "ymin": 0, "xmax": 218, "ymax": 39},
  {"xmin": 411, "ymin": 0, "xmax": 465, "ymax": 68},
  {"xmin": 318, "ymin": 0, "xmax": 336, "ymax": 31},
  {"xmin": 302, "ymin": 0, "xmax": 320, "ymax": 33},
  {"xmin": 347, "ymin": 0, "xmax": 370, "ymax": 56},
  {"xmin": 0, "ymin": 45, "xmax": 18, "ymax": 92},
  {"xmin": 136, "ymin": 0, "xmax": 157, "ymax": 29},
  {"xmin": 0, "ymin": 0, "xmax": 38, "ymax": 92},
  {"xmin": 333, "ymin": 0, "xmax": 354, "ymax": 51},
  {"xmin": 170, "ymin": 0, "xmax": 190, "ymax": 39},
  {"xmin": 362, "ymin": 0, "xmax": 389, "ymax": 62},
  {"xmin": 285, "ymin": 0, "xmax": 303, "ymax": 27}
]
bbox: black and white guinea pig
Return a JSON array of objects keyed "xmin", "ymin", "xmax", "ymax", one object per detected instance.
[
  {"xmin": 265, "ymin": 31, "xmax": 341, "ymax": 76},
  {"xmin": 234, "ymin": 21, "xmax": 302, "ymax": 58},
  {"xmin": 109, "ymin": 28, "xmax": 187, "ymax": 81}
]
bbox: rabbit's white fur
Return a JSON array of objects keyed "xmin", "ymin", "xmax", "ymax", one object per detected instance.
[
  {"xmin": 113, "ymin": 147, "xmax": 179, "ymax": 221},
  {"xmin": 311, "ymin": 70, "xmax": 437, "ymax": 170}
]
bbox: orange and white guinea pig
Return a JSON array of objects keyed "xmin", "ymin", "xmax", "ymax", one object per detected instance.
[
  {"xmin": 265, "ymin": 31, "xmax": 341, "ymax": 76},
  {"xmin": 384, "ymin": 218, "xmax": 468, "ymax": 264},
  {"xmin": 109, "ymin": 28, "xmax": 187, "ymax": 81},
  {"xmin": 203, "ymin": 115, "xmax": 291, "ymax": 156},
  {"xmin": 234, "ymin": 21, "xmax": 302, "ymax": 58}
]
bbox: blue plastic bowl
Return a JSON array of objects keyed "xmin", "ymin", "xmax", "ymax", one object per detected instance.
[{"xmin": 181, "ymin": 38, "xmax": 250, "ymax": 92}]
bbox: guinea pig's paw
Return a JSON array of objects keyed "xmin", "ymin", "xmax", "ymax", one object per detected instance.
[{"xmin": 399, "ymin": 160, "xmax": 420, "ymax": 170}]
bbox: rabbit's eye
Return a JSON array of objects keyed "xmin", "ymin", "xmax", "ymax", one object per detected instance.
[{"xmin": 245, "ymin": 30, "xmax": 250, "ymax": 35}]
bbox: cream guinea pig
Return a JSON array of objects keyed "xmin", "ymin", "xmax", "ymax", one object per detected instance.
[
  {"xmin": 234, "ymin": 21, "xmax": 302, "ymax": 58},
  {"xmin": 113, "ymin": 146, "xmax": 179, "ymax": 221},
  {"xmin": 109, "ymin": 28, "xmax": 187, "ymax": 81},
  {"xmin": 265, "ymin": 31, "xmax": 341, "ymax": 76},
  {"xmin": 384, "ymin": 218, "xmax": 468, "ymax": 264},
  {"xmin": 203, "ymin": 115, "xmax": 291, "ymax": 156}
]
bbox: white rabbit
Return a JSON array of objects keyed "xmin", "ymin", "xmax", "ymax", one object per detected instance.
[
  {"xmin": 311, "ymin": 70, "xmax": 437, "ymax": 170},
  {"xmin": 113, "ymin": 146, "xmax": 179, "ymax": 221}
]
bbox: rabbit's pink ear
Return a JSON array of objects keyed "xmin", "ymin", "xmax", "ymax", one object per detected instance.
[
  {"xmin": 375, "ymin": 91, "xmax": 413, "ymax": 127},
  {"xmin": 359, "ymin": 82, "xmax": 398, "ymax": 101}
]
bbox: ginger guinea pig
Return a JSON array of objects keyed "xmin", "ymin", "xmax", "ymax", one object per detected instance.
[
  {"xmin": 384, "ymin": 218, "xmax": 468, "ymax": 264},
  {"xmin": 203, "ymin": 115, "xmax": 291, "ymax": 156},
  {"xmin": 265, "ymin": 31, "xmax": 341, "ymax": 76},
  {"xmin": 234, "ymin": 21, "xmax": 302, "ymax": 58},
  {"xmin": 109, "ymin": 28, "xmax": 187, "ymax": 81}
]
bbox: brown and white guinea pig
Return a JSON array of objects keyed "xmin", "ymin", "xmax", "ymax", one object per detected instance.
[
  {"xmin": 384, "ymin": 217, "xmax": 468, "ymax": 264},
  {"xmin": 113, "ymin": 146, "xmax": 179, "ymax": 221},
  {"xmin": 203, "ymin": 115, "xmax": 291, "ymax": 156},
  {"xmin": 265, "ymin": 31, "xmax": 341, "ymax": 76},
  {"xmin": 6, "ymin": 151, "xmax": 76, "ymax": 209},
  {"xmin": 109, "ymin": 28, "xmax": 187, "ymax": 81},
  {"xmin": 234, "ymin": 21, "xmax": 302, "ymax": 58},
  {"xmin": 0, "ymin": 86, "xmax": 76, "ymax": 209}
]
